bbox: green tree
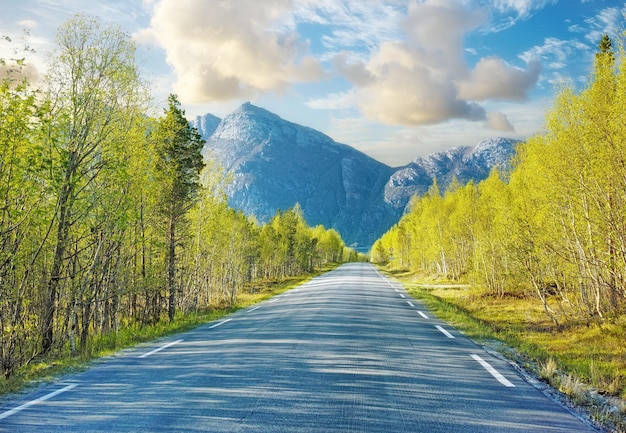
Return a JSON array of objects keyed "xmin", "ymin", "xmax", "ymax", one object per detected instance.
[
  {"xmin": 41, "ymin": 15, "xmax": 147, "ymax": 352},
  {"xmin": 507, "ymin": 34, "xmax": 626, "ymax": 322},
  {"xmin": 152, "ymin": 94, "xmax": 205, "ymax": 322},
  {"xmin": 472, "ymin": 169, "xmax": 518, "ymax": 297},
  {"xmin": 0, "ymin": 46, "xmax": 49, "ymax": 376}
]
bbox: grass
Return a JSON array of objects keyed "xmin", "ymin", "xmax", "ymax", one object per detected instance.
[
  {"xmin": 0, "ymin": 263, "xmax": 339, "ymax": 398},
  {"xmin": 383, "ymin": 267, "xmax": 626, "ymax": 431}
]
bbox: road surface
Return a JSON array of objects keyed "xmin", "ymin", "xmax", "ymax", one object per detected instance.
[{"xmin": 0, "ymin": 263, "xmax": 597, "ymax": 432}]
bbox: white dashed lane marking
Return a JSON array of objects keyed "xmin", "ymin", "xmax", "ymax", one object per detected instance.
[
  {"xmin": 471, "ymin": 354, "xmax": 515, "ymax": 387},
  {"xmin": 138, "ymin": 339, "xmax": 184, "ymax": 358},
  {"xmin": 435, "ymin": 325, "xmax": 455, "ymax": 339},
  {"xmin": 0, "ymin": 384, "xmax": 77, "ymax": 420},
  {"xmin": 208, "ymin": 318, "xmax": 232, "ymax": 329}
]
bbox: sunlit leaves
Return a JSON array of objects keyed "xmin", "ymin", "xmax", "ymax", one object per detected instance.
[
  {"xmin": 374, "ymin": 34, "xmax": 626, "ymax": 324},
  {"xmin": 0, "ymin": 15, "xmax": 355, "ymax": 379}
]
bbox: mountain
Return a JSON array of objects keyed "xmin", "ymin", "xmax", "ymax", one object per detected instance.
[
  {"xmin": 200, "ymin": 102, "xmax": 396, "ymax": 249},
  {"xmin": 194, "ymin": 113, "xmax": 221, "ymax": 138},
  {"xmin": 196, "ymin": 103, "xmax": 520, "ymax": 250},
  {"xmin": 384, "ymin": 137, "xmax": 520, "ymax": 208}
]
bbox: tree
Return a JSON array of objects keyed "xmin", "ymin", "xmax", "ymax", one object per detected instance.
[
  {"xmin": 41, "ymin": 15, "xmax": 147, "ymax": 352},
  {"xmin": 0, "ymin": 42, "xmax": 48, "ymax": 376},
  {"xmin": 152, "ymin": 94, "xmax": 205, "ymax": 322},
  {"xmin": 505, "ymin": 33, "xmax": 626, "ymax": 321}
]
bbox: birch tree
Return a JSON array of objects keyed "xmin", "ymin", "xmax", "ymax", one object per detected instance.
[{"xmin": 41, "ymin": 15, "xmax": 147, "ymax": 352}]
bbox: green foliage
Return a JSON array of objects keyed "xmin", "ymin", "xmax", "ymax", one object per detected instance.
[
  {"xmin": 257, "ymin": 205, "xmax": 346, "ymax": 280},
  {"xmin": 373, "ymin": 34, "xmax": 626, "ymax": 325},
  {"xmin": 0, "ymin": 16, "xmax": 357, "ymax": 383},
  {"xmin": 153, "ymin": 94, "xmax": 205, "ymax": 220},
  {"xmin": 151, "ymin": 94, "xmax": 205, "ymax": 321},
  {"xmin": 0, "ymin": 51, "xmax": 46, "ymax": 378}
]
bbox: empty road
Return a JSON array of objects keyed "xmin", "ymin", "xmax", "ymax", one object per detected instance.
[{"xmin": 0, "ymin": 263, "xmax": 597, "ymax": 432}]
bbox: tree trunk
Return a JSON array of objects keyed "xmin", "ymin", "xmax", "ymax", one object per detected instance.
[
  {"xmin": 167, "ymin": 215, "xmax": 176, "ymax": 322},
  {"xmin": 42, "ymin": 156, "xmax": 76, "ymax": 353}
]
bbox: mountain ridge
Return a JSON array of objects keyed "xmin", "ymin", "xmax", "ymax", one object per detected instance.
[{"xmin": 195, "ymin": 103, "xmax": 520, "ymax": 249}]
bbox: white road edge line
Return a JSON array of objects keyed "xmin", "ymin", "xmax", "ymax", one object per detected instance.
[
  {"xmin": 139, "ymin": 339, "xmax": 183, "ymax": 358},
  {"xmin": 435, "ymin": 325, "xmax": 455, "ymax": 339},
  {"xmin": 471, "ymin": 354, "xmax": 515, "ymax": 387},
  {"xmin": 407, "ymin": 301, "xmax": 414, "ymax": 307},
  {"xmin": 417, "ymin": 311, "xmax": 429, "ymax": 319},
  {"xmin": 247, "ymin": 306, "xmax": 261, "ymax": 313},
  {"xmin": 209, "ymin": 318, "xmax": 232, "ymax": 329},
  {"xmin": 0, "ymin": 383, "xmax": 77, "ymax": 420}
]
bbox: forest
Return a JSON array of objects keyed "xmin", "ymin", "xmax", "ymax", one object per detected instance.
[
  {"xmin": 373, "ymin": 35, "xmax": 626, "ymax": 329},
  {"xmin": 0, "ymin": 17, "xmax": 355, "ymax": 379}
]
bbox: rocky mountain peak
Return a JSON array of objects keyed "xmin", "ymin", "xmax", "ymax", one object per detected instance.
[
  {"xmin": 194, "ymin": 113, "xmax": 221, "ymax": 139},
  {"xmin": 195, "ymin": 105, "xmax": 520, "ymax": 250}
]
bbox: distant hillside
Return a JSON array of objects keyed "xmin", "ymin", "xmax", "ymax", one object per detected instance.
[
  {"xmin": 384, "ymin": 137, "xmax": 520, "ymax": 208},
  {"xmin": 195, "ymin": 103, "xmax": 520, "ymax": 249}
]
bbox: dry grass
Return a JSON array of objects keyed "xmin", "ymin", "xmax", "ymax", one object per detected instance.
[{"xmin": 540, "ymin": 358, "xmax": 559, "ymax": 381}]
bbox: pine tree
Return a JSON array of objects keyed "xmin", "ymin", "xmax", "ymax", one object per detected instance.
[{"xmin": 152, "ymin": 94, "xmax": 205, "ymax": 322}]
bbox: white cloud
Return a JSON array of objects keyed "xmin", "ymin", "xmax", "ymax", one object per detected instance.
[
  {"xmin": 139, "ymin": 0, "xmax": 324, "ymax": 103},
  {"xmin": 297, "ymin": 0, "xmax": 404, "ymax": 52},
  {"xmin": 491, "ymin": 0, "xmax": 557, "ymax": 18},
  {"xmin": 582, "ymin": 7, "xmax": 624, "ymax": 45},
  {"xmin": 356, "ymin": 39, "xmax": 488, "ymax": 125},
  {"xmin": 458, "ymin": 56, "xmax": 540, "ymax": 101},
  {"xmin": 520, "ymin": 37, "xmax": 590, "ymax": 64},
  {"xmin": 18, "ymin": 20, "xmax": 38, "ymax": 28},
  {"xmin": 138, "ymin": 0, "xmax": 544, "ymax": 132},
  {"xmin": 486, "ymin": 111, "xmax": 514, "ymax": 131},
  {"xmin": 487, "ymin": 0, "xmax": 558, "ymax": 29},
  {"xmin": 519, "ymin": 37, "xmax": 590, "ymax": 86},
  {"xmin": 306, "ymin": 89, "xmax": 357, "ymax": 110},
  {"xmin": 567, "ymin": 6, "xmax": 626, "ymax": 46},
  {"xmin": 332, "ymin": 0, "xmax": 539, "ymax": 126}
]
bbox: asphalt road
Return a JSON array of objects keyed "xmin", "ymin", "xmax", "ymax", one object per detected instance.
[{"xmin": 0, "ymin": 263, "xmax": 598, "ymax": 432}]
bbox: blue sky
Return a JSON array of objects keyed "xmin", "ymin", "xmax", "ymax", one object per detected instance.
[{"xmin": 2, "ymin": 0, "xmax": 624, "ymax": 166}]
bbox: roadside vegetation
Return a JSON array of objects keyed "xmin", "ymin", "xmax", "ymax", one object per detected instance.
[
  {"xmin": 372, "ymin": 34, "xmax": 626, "ymax": 430},
  {"xmin": 0, "ymin": 263, "xmax": 340, "ymax": 397},
  {"xmin": 0, "ymin": 15, "xmax": 359, "ymax": 392}
]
